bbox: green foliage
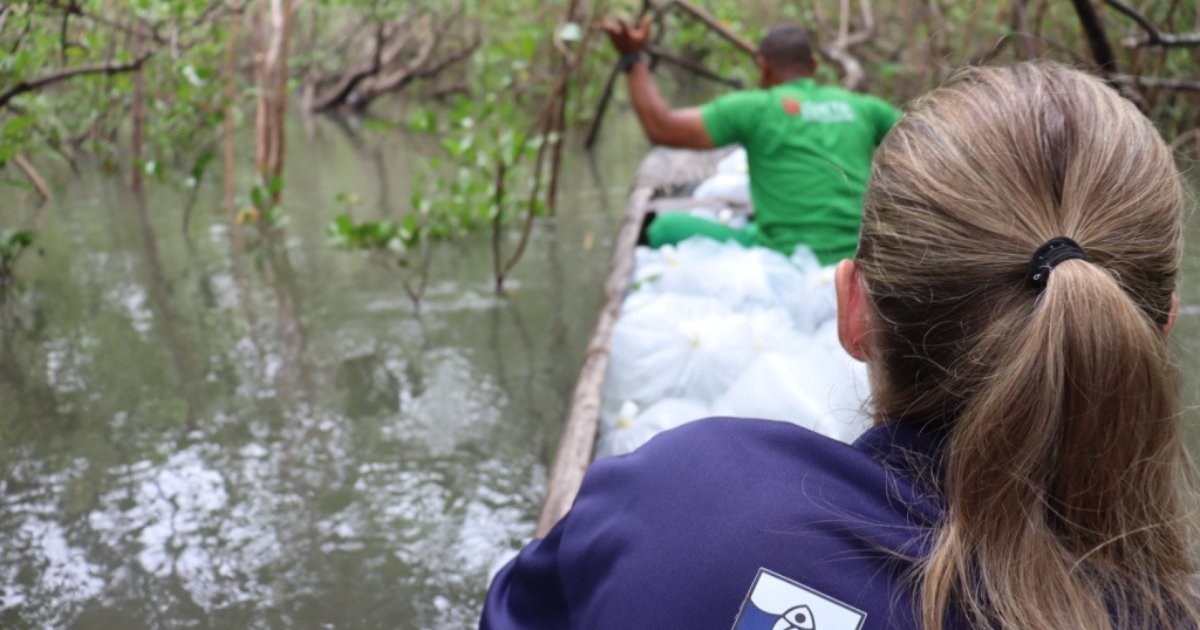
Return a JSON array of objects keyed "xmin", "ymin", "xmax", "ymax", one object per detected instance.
[
  {"xmin": 5, "ymin": 0, "xmax": 1197, "ymax": 298},
  {"xmin": 0, "ymin": 116, "xmax": 36, "ymax": 168},
  {"xmin": 327, "ymin": 199, "xmax": 434, "ymax": 306},
  {"xmin": 236, "ymin": 176, "xmax": 289, "ymax": 233},
  {"xmin": 328, "ymin": 214, "xmax": 417, "ymax": 252},
  {"xmin": 0, "ymin": 1, "xmax": 232, "ymax": 185},
  {"xmin": 0, "ymin": 229, "xmax": 36, "ymax": 281}
]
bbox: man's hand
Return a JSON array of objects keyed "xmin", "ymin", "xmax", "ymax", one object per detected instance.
[
  {"xmin": 595, "ymin": 16, "xmax": 651, "ymax": 54},
  {"xmin": 592, "ymin": 14, "xmax": 714, "ymax": 150}
]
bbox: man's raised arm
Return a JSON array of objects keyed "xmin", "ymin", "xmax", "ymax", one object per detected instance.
[{"xmin": 596, "ymin": 17, "xmax": 715, "ymax": 150}]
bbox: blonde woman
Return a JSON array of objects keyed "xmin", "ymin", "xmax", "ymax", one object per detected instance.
[{"xmin": 481, "ymin": 62, "xmax": 1200, "ymax": 630}]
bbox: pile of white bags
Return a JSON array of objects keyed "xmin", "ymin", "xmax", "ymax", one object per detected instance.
[
  {"xmin": 597, "ymin": 151, "xmax": 871, "ymax": 458},
  {"xmin": 691, "ymin": 149, "xmax": 751, "ymax": 205}
]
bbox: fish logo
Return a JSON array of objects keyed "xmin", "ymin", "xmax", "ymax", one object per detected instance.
[
  {"xmin": 773, "ymin": 605, "xmax": 816, "ymax": 630},
  {"xmin": 731, "ymin": 569, "xmax": 865, "ymax": 630}
]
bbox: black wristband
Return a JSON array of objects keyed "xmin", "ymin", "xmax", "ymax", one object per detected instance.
[{"xmin": 619, "ymin": 52, "xmax": 643, "ymax": 73}]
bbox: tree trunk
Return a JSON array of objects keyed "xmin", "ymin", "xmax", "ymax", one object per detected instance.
[{"xmin": 255, "ymin": 0, "xmax": 294, "ymax": 204}]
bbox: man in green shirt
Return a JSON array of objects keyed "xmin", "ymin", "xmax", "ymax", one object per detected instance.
[{"xmin": 598, "ymin": 18, "xmax": 900, "ymax": 265}]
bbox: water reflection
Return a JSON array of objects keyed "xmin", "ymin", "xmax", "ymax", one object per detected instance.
[{"xmin": 0, "ymin": 114, "xmax": 644, "ymax": 629}]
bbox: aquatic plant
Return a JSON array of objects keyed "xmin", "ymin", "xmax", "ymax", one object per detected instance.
[{"xmin": 0, "ymin": 228, "xmax": 35, "ymax": 284}]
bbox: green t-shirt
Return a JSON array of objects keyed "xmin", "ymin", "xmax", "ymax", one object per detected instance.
[{"xmin": 701, "ymin": 78, "xmax": 900, "ymax": 264}]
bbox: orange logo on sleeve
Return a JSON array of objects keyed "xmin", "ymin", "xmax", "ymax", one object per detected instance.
[{"xmin": 782, "ymin": 96, "xmax": 801, "ymax": 116}]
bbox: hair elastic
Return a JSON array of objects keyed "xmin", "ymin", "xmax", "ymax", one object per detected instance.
[{"xmin": 1028, "ymin": 237, "xmax": 1088, "ymax": 290}]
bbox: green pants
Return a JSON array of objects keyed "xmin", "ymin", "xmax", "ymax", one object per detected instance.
[{"xmin": 645, "ymin": 213, "xmax": 759, "ymax": 249}]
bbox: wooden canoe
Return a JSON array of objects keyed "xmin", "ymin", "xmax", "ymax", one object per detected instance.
[{"xmin": 535, "ymin": 147, "xmax": 735, "ymax": 537}]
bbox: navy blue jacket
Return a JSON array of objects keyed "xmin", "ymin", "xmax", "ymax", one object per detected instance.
[{"xmin": 481, "ymin": 418, "xmax": 947, "ymax": 630}]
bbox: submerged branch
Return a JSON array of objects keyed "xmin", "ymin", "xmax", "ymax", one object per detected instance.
[
  {"xmin": 370, "ymin": 250, "xmax": 422, "ymax": 310},
  {"xmin": 491, "ymin": 160, "xmax": 506, "ymax": 291}
]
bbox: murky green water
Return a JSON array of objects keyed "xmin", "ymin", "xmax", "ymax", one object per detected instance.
[
  {"xmin": 0, "ymin": 113, "xmax": 646, "ymax": 629},
  {"xmin": 1, "ymin": 111, "xmax": 1198, "ymax": 630}
]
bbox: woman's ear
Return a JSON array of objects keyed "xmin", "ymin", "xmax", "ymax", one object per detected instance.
[
  {"xmin": 1165, "ymin": 293, "xmax": 1179, "ymax": 335},
  {"xmin": 836, "ymin": 259, "xmax": 872, "ymax": 362}
]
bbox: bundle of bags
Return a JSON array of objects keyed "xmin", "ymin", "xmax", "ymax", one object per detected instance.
[{"xmin": 597, "ymin": 153, "xmax": 872, "ymax": 458}]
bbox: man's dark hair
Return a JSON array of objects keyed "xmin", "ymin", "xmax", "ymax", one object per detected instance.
[{"xmin": 759, "ymin": 24, "xmax": 815, "ymax": 70}]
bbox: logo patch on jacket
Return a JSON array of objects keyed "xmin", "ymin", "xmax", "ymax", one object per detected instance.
[
  {"xmin": 731, "ymin": 568, "xmax": 866, "ymax": 630},
  {"xmin": 782, "ymin": 96, "xmax": 801, "ymax": 116}
]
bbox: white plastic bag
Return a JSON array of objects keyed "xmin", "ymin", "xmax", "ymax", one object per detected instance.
[
  {"xmin": 711, "ymin": 349, "xmax": 871, "ymax": 444},
  {"xmin": 595, "ymin": 398, "xmax": 710, "ymax": 458},
  {"xmin": 630, "ymin": 245, "xmax": 676, "ymax": 292},
  {"xmin": 594, "ymin": 418, "xmax": 661, "ymax": 459},
  {"xmin": 648, "ymin": 240, "xmax": 777, "ymax": 308},
  {"xmin": 715, "ymin": 147, "xmax": 748, "ymax": 175},
  {"xmin": 783, "ymin": 247, "xmax": 837, "ymax": 333},
  {"xmin": 692, "ymin": 173, "xmax": 751, "ymax": 205},
  {"xmin": 745, "ymin": 307, "xmax": 809, "ymax": 357},
  {"xmin": 813, "ymin": 317, "xmax": 844, "ymax": 356},
  {"xmin": 644, "ymin": 240, "xmax": 834, "ymax": 332},
  {"xmin": 637, "ymin": 397, "xmax": 710, "ymax": 431},
  {"xmin": 605, "ymin": 293, "xmax": 758, "ymax": 404}
]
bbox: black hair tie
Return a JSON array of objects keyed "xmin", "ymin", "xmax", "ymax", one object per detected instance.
[{"xmin": 1028, "ymin": 237, "xmax": 1088, "ymax": 290}]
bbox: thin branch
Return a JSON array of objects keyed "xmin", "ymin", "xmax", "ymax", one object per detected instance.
[
  {"xmin": 12, "ymin": 155, "xmax": 51, "ymax": 204},
  {"xmin": 8, "ymin": 9, "xmax": 31, "ymax": 55},
  {"xmin": 844, "ymin": 0, "xmax": 876, "ymax": 46},
  {"xmin": 491, "ymin": 160, "xmax": 506, "ymax": 291},
  {"xmin": 0, "ymin": 4, "xmax": 13, "ymax": 35},
  {"xmin": 310, "ymin": 20, "xmax": 391, "ymax": 111},
  {"xmin": 332, "ymin": 9, "xmax": 478, "ymax": 110},
  {"xmin": 837, "ymin": 0, "xmax": 850, "ymax": 44},
  {"xmin": 1169, "ymin": 128, "xmax": 1199, "ymax": 152},
  {"xmin": 820, "ymin": 0, "xmax": 874, "ymax": 90},
  {"xmin": 224, "ymin": 8, "xmax": 239, "ymax": 249},
  {"xmin": 35, "ymin": 0, "xmax": 165, "ymax": 44},
  {"xmin": 59, "ymin": 5, "xmax": 69, "ymax": 64},
  {"xmin": 497, "ymin": 23, "xmax": 599, "ymax": 285},
  {"xmin": 671, "ymin": 0, "xmax": 758, "ymax": 57},
  {"xmin": 407, "ymin": 36, "xmax": 478, "ymax": 81},
  {"xmin": 963, "ymin": 34, "xmax": 1014, "ymax": 67},
  {"xmin": 355, "ymin": 37, "xmax": 477, "ymax": 106},
  {"xmin": 369, "ymin": 250, "xmax": 421, "ymax": 310},
  {"xmin": 1112, "ymin": 75, "xmax": 1200, "ymax": 91},
  {"xmin": 1104, "ymin": 0, "xmax": 1161, "ymax": 39},
  {"xmin": 646, "ymin": 44, "xmax": 743, "ymax": 88},
  {"xmin": 497, "ymin": 139, "xmax": 546, "ymax": 290},
  {"xmin": 586, "ymin": 0, "xmax": 654, "ymax": 150},
  {"xmin": 1104, "ymin": 0, "xmax": 1200, "ymax": 47},
  {"xmin": 416, "ymin": 241, "xmax": 433, "ymax": 305},
  {"xmin": 0, "ymin": 50, "xmax": 155, "ymax": 108},
  {"xmin": 583, "ymin": 63, "xmax": 620, "ymax": 150},
  {"xmin": 1124, "ymin": 30, "xmax": 1200, "ymax": 47}
]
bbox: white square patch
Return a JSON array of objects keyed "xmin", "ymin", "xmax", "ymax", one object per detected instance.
[{"xmin": 731, "ymin": 568, "xmax": 867, "ymax": 630}]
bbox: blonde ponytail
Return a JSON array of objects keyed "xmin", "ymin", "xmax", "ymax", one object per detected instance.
[{"xmin": 857, "ymin": 62, "xmax": 1200, "ymax": 630}]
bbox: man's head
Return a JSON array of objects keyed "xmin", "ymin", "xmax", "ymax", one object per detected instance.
[{"xmin": 756, "ymin": 24, "xmax": 816, "ymax": 87}]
